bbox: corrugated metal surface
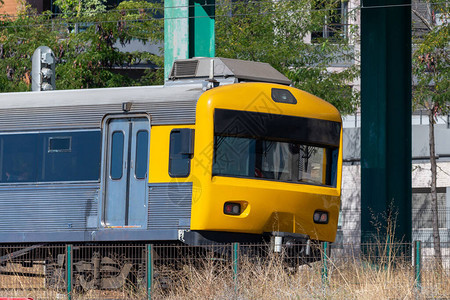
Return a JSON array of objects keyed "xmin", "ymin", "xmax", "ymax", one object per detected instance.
[
  {"xmin": 148, "ymin": 182, "xmax": 192, "ymax": 230},
  {"xmin": 171, "ymin": 60, "xmax": 199, "ymax": 78},
  {"xmin": 0, "ymin": 101, "xmax": 196, "ymax": 132},
  {"xmin": 134, "ymin": 101, "xmax": 196, "ymax": 125},
  {"xmin": 0, "ymin": 183, "xmax": 99, "ymax": 232}
]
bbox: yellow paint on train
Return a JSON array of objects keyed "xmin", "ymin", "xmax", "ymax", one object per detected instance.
[
  {"xmin": 148, "ymin": 124, "xmax": 195, "ymax": 183},
  {"xmin": 149, "ymin": 82, "xmax": 342, "ymax": 242}
]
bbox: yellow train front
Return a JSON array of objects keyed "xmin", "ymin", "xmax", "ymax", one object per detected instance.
[{"xmin": 156, "ymin": 58, "xmax": 343, "ymax": 248}]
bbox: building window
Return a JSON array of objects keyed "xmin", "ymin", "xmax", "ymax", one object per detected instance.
[{"xmin": 311, "ymin": 0, "xmax": 348, "ymax": 42}]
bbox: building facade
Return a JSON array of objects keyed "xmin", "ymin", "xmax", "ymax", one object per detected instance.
[{"xmin": 0, "ymin": 0, "xmax": 50, "ymax": 16}]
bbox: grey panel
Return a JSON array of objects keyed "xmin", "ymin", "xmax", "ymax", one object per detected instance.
[
  {"xmin": 0, "ymin": 101, "xmax": 196, "ymax": 131},
  {"xmin": 219, "ymin": 57, "xmax": 291, "ymax": 85},
  {"xmin": 0, "ymin": 183, "xmax": 99, "ymax": 233},
  {"xmin": 343, "ymin": 127, "xmax": 360, "ymax": 161},
  {"xmin": 134, "ymin": 101, "xmax": 196, "ymax": 125},
  {"xmin": 148, "ymin": 182, "xmax": 192, "ymax": 230},
  {"xmin": 0, "ymin": 229, "xmax": 180, "ymax": 243},
  {"xmin": 90, "ymin": 229, "xmax": 180, "ymax": 242},
  {"xmin": 169, "ymin": 57, "xmax": 291, "ymax": 85},
  {"xmin": 343, "ymin": 124, "xmax": 450, "ymax": 161}
]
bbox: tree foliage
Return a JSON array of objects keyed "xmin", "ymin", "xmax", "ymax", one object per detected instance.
[
  {"xmin": 413, "ymin": 2, "xmax": 449, "ymax": 114},
  {"xmin": 0, "ymin": 0, "xmax": 163, "ymax": 92},
  {"xmin": 412, "ymin": 0, "xmax": 449, "ymax": 266},
  {"xmin": 0, "ymin": 0, "xmax": 359, "ymax": 114},
  {"xmin": 53, "ymin": 0, "xmax": 106, "ymax": 18},
  {"xmin": 215, "ymin": 0, "xmax": 360, "ymax": 114}
]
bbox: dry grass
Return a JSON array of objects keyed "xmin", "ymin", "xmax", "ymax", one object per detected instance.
[
  {"xmin": 154, "ymin": 252, "xmax": 450, "ymax": 300},
  {"xmin": 1, "ymin": 249, "xmax": 449, "ymax": 299}
]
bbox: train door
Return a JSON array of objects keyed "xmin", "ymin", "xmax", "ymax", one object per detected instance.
[{"xmin": 102, "ymin": 116, "xmax": 150, "ymax": 228}]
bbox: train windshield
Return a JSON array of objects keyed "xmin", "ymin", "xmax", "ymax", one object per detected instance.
[
  {"xmin": 212, "ymin": 109, "xmax": 340, "ymax": 187},
  {"xmin": 213, "ymin": 137, "xmax": 337, "ymax": 186}
]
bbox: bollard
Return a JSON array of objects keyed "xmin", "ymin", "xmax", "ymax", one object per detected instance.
[
  {"xmin": 66, "ymin": 244, "xmax": 72, "ymax": 300},
  {"xmin": 147, "ymin": 244, "xmax": 154, "ymax": 300},
  {"xmin": 414, "ymin": 240, "xmax": 421, "ymax": 292}
]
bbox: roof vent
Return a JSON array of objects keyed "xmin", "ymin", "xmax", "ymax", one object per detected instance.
[
  {"xmin": 171, "ymin": 60, "xmax": 199, "ymax": 78},
  {"xmin": 167, "ymin": 57, "xmax": 291, "ymax": 86}
]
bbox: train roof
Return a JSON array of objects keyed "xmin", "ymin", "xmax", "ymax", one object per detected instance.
[
  {"xmin": 0, "ymin": 85, "xmax": 204, "ymax": 109},
  {"xmin": 0, "ymin": 85, "xmax": 205, "ymax": 131}
]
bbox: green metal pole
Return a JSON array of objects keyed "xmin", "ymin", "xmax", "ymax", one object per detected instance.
[
  {"xmin": 322, "ymin": 242, "xmax": 329, "ymax": 285},
  {"xmin": 66, "ymin": 244, "xmax": 72, "ymax": 300},
  {"xmin": 232, "ymin": 242, "xmax": 239, "ymax": 295},
  {"xmin": 360, "ymin": 0, "xmax": 412, "ymax": 244},
  {"xmin": 147, "ymin": 244, "xmax": 153, "ymax": 300},
  {"xmin": 189, "ymin": 0, "xmax": 215, "ymax": 58},
  {"xmin": 164, "ymin": 0, "xmax": 215, "ymax": 81},
  {"xmin": 414, "ymin": 240, "xmax": 421, "ymax": 292}
]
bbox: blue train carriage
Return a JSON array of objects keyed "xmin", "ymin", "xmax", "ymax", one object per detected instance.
[{"xmin": 0, "ymin": 57, "xmax": 342, "ymax": 289}]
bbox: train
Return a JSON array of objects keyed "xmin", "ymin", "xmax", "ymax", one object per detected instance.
[{"xmin": 0, "ymin": 57, "xmax": 342, "ymax": 289}]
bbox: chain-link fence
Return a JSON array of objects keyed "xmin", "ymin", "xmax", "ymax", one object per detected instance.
[{"xmin": 0, "ymin": 241, "xmax": 449, "ymax": 299}]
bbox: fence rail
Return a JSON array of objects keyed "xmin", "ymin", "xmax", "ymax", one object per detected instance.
[{"xmin": 0, "ymin": 241, "xmax": 449, "ymax": 299}]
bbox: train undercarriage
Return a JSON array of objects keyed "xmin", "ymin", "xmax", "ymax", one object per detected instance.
[{"xmin": 0, "ymin": 235, "xmax": 324, "ymax": 292}]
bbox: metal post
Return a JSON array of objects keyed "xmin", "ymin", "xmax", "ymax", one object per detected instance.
[
  {"xmin": 31, "ymin": 46, "xmax": 56, "ymax": 91},
  {"xmin": 164, "ymin": 0, "xmax": 215, "ymax": 81},
  {"xmin": 147, "ymin": 244, "xmax": 154, "ymax": 300},
  {"xmin": 189, "ymin": 0, "xmax": 215, "ymax": 58},
  {"xmin": 322, "ymin": 242, "xmax": 329, "ymax": 285},
  {"xmin": 66, "ymin": 244, "xmax": 72, "ymax": 300},
  {"xmin": 164, "ymin": 0, "xmax": 189, "ymax": 81},
  {"xmin": 232, "ymin": 242, "xmax": 239, "ymax": 294},
  {"xmin": 446, "ymin": 187, "xmax": 450, "ymax": 230},
  {"xmin": 361, "ymin": 0, "xmax": 412, "ymax": 245},
  {"xmin": 414, "ymin": 240, "xmax": 421, "ymax": 292}
]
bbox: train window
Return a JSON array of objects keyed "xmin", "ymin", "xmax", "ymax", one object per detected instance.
[
  {"xmin": 0, "ymin": 134, "xmax": 38, "ymax": 183},
  {"xmin": 169, "ymin": 129, "xmax": 194, "ymax": 177},
  {"xmin": 213, "ymin": 109, "xmax": 340, "ymax": 186},
  {"xmin": 213, "ymin": 136, "xmax": 337, "ymax": 187},
  {"xmin": 212, "ymin": 136, "xmax": 254, "ymax": 177},
  {"xmin": 41, "ymin": 131, "xmax": 101, "ymax": 182},
  {"xmin": 48, "ymin": 137, "xmax": 71, "ymax": 152},
  {"xmin": 297, "ymin": 146, "xmax": 325, "ymax": 184},
  {"xmin": 0, "ymin": 131, "xmax": 101, "ymax": 183},
  {"xmin": 135, "ymin": 130, "xmax": 149, "ymax": 179},
  {"xmin": 110, "ymin": 131, "xmax": 124, "ymax": 180}
]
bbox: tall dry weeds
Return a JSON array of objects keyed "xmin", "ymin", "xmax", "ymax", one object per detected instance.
[{"xmin": 1, "ymin": 245, "xmax": 449, "ymax": 299}]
